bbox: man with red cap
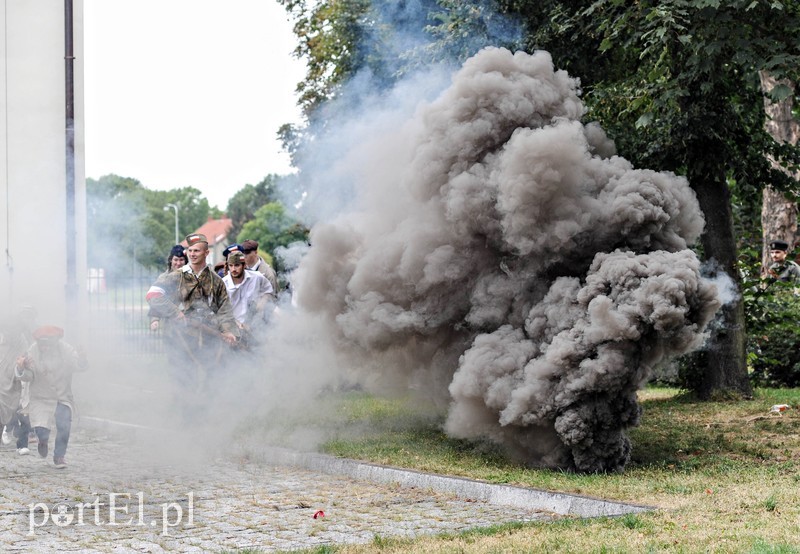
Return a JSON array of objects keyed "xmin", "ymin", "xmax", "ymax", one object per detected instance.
[{"xmin": 14, "ymin": 325, "xmax": 87, "ymax": 468}]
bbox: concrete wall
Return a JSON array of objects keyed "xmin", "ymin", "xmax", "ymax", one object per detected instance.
[{"xmin": 0, "ymin": 0, "xmax": 86, "ymax": 330}]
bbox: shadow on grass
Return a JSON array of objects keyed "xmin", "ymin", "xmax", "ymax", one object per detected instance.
[
  {"xmin": 630, "ymin": 388, "xmax": 800, "ymax": 472},
  {"xmin": 300, "ymin": 387, "xmax": 800, "ymax": 482}
]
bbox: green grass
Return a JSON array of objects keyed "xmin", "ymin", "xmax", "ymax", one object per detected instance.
[{"xmin": 266, "ymin": 386, "xmax": 800, "ymax": 553}]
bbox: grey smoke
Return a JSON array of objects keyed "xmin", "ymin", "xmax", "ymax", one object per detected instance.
[{"xmin": 292, "ymin": 47, "xmax": 721, "ymax": 472}]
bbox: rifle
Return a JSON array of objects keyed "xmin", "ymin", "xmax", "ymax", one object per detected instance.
[
  {"xmin": 181, "ymin": 316, "xmax": 242, "ymax": 349},
  {"xmin": 172, "ymin": 311, "xmax": 241, "ymax": 393}
]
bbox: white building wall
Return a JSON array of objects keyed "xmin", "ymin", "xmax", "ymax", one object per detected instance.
[{"xmin": 0, "ymin": 0, "xmax": 86, "ymax": 329}]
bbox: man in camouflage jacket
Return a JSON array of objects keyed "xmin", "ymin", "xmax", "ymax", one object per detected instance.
[{"xmin": 146, "ymin": 233, "xmax": 239, "ymax": 389}]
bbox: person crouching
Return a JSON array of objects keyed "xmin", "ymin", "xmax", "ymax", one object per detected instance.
[{"xmin": 14, "ymin": 326, "xmax": 87, "ymax": 469}]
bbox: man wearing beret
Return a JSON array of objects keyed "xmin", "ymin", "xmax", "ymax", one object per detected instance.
[
  {"xmin": 767, "ymin": 239, "xmax": 800, "ymax": 283},
  {"xmin": 14, "ymin": 325, "xmax": 87, "ymax": 469},
  {"xmin": 241, "ymin": 239, "xmax": 279, "ymax": 295},
  {"xmin": 146, "ymin": 234, "xmax": 239, "ymax": 387}
]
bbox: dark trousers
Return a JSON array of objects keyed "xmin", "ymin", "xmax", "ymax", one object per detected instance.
[
  {"xmin": 17, "ymin": 403, "xmax": 72, "ymax": 458},
  {"xmin": 3, "ymin": 411, "xmax": 20, "ymax": 437}
]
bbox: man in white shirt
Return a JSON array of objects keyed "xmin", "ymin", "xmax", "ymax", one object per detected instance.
[{"xmin": 222, "ymin": 251, "xmax": 274, "ymax": 329}]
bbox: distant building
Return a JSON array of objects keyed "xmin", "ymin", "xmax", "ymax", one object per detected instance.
[{"xmin": 183, "ymin": 216, "xmax": 232, "ymax": 266}]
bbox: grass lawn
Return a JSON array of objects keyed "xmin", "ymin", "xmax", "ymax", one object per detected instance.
[{"xmin": 274, "ymin": 386, "xmax": 800, "ymax": 553}]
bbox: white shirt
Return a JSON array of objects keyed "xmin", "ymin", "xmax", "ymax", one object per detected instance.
[{"xmin": 222, "ymin": 269, "xmax": 274, "ymax": 323}]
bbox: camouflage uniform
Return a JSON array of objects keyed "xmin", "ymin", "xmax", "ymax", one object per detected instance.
[
  {"xmin": 768, "ymin": 260, "xmax": 800, "ymax": 283},
  {"xmin": 147, "ymin": 264, "xmax": 239, "ymax": 335},
  {"xmin": 250, "ymin": 256, "xmax": 280, "ymax": 296},
  {"xmin": 146, "ymin": 264, "xmax": 239, "ymax": 389}
]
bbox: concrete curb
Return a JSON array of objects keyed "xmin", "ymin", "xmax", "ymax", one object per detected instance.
[
  {"xmin": 257, "ymin": 447, "xmax": 654, "ymax": 518},
  {"xmin": 81, "ymin": 416, "xmax": 654, "ymax": 519}
]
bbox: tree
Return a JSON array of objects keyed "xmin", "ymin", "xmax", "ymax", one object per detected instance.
[
  {"xmin": 86, "ymin": 174, "xmax": 169, "ymax": 277},
  {"xmin": 276, "ymin": 0, "xmax": 523, "ymax": 164},
  {"xmin": 421, "ymin": 0, "xmax": 800, "ymax": 397},
  {"xmin": 145, "ymin": 186, "xmax": 214, "ymax": 244},
  {"xmin": 563, "ymin": 0, "xmax": 800, "ymax": 398},
  {"xmin": 277, "ymin": 0, "xmax": 373, "ymax": 118},
  {"xmin": 225, "ymin": 175, "xmax": 281, "ymax": 241},
  {"xmin": 759, "ymin": 74, "xmax": 799, "ymax": 273},
  {"xmin": 237, "ymin": 202, "xmax": 309, "ymax": 271},
  {"xmin": 279, "ymin": 0, "xmax": 800, "ymax": 398},
  {"xmin": 86, "ymin": 175, "xmax": 213, "ymax": 274}
]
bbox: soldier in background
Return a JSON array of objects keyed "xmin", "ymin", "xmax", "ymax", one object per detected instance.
[
  {"xmin": 767, "ymin": 239, "xmax": 800, "ymax": 283},
  {"xmin": 241, "ymin": 239, "xmax": 279, "ymax": 295}
]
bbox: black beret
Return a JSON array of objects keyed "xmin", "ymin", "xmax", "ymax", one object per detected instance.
[
  {"xmin": 769, "ymin": 240, "xmax": 790, "ymax": 251},
  {"xmin": 169, "ymin": 245, "xmax": 186, "ymax": 258}
]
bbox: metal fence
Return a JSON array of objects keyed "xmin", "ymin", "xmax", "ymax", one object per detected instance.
[{"xmin": 86, "ymin": 267, "xmax": 165, "ymax": 356}]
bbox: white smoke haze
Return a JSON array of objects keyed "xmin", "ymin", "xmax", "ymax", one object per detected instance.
[
  {"xmin": 287, "ymin": 46, "xmax": 723, "ymax": 472},
  {"xmin": 67, "ymin": 291, "xmax": 346, "ymax": 469},
  {"xmin": 702, "ymin": 261, "xmax": 740, "ymax": 307}
]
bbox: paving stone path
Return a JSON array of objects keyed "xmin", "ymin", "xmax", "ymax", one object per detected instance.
[{"xmin": 0, "ymin": 428, "xmax": 556, "ymax": 553}]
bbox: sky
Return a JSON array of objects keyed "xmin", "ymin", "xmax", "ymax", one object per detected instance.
[{"xmin": 82, "ymin": 0, "xmax": 307, "ymax": 209}]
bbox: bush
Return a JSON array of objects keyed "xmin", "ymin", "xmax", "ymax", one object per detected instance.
[
  {"xmin": 746, "ymin": 282, "xmax": 800, "ymax": 387},
  {"xmin": 673, "ymin": 249, "xmax": 800, "ymax": 391}
]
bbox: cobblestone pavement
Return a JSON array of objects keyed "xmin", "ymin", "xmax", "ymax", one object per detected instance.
[{"xmin": 0, "ymin": 428, "xmax": 556, "ymax": 553}]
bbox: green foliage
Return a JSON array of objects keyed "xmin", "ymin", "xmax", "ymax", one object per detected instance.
[
  {"xmin": 278, "ymin": 0, "xmax": 527, "ymax": 122},
  {"xmin": 746, "ymin": 283, "xmax": 800, "ymax": 387},
  {"xmin": 86, "ymin": 175, "xmax": 166, "ymax": 276},
  {"xmin": 86, "ymin": 174, "xmax": 212, "ymax": 276},
  {"xmin": 277, "ymin": 0, "xmax": 374, "ymax": 117},
  {"xmin": 522, "ymin": 0, "xmax": 800, "ymax": 398},
  {"xmin": 424, "ymin": 1, "xmax": 524, "ymax": 64},
  {"xmin": 678, "ymin": 245, "xmax": 800, "ymax": 390},
  {"xmin": 563, "ymin": 0, "xmax": 800, "ymax": 193},
  {"xmin": 731, "ymin": 236, "xmax": 800, "ymax": 388},
  {"xmin": 237, "ymin": 202, "xmax": 309, "ymax": 271},
  {"xmin": 225, "ymin": 174, "xmax": 281, "ymax": 241},
  {"xmin": 275, "ymin": 0, "xmax": 800, "ymax": 398},
  {"xmin": 87, "ymin": 171, "xmax": 305, "ymax": 277},
  {"xmin": 675, "ymin": 350, "xmax": 706, "ymax": 397}
]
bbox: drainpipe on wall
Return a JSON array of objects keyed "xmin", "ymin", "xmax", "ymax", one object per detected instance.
[{"xmin": 64, "ymin": 0, "xmax": 78, "ymax": 312}]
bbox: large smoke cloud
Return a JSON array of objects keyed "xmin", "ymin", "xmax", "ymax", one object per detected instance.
[{"xmin": 292, "ymin": 47, "xmax": 720, "ymax": 472}]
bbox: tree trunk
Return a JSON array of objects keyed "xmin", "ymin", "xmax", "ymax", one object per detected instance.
[
  {"xmin": 690, "ymin": 171, "xmax": 753, "ymax": 400},
  {"xmin": 759, "ymin": 72, "xmax": 798, "ymax": 271}
]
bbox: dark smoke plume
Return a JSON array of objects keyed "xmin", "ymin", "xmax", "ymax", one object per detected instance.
[{"xmin": 293, "ymin": 47, "xmax": 720, "ymax": 472}]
